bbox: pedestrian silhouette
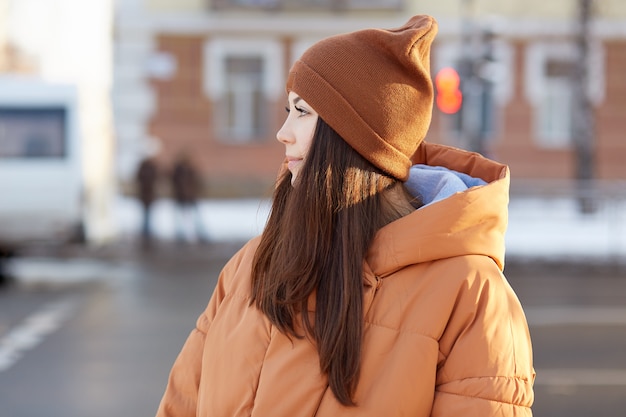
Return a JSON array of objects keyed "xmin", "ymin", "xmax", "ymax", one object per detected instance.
[
  {"xmin": 135, "ymin": 156, "xmax": 159, "ymax": 247},
  {"xmin": 170, "ymin": 154, "xmax": 207, "ymax": 243}
]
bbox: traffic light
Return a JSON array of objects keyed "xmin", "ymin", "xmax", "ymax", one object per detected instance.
[{"xmin": 434, "ymin": 67, "xmax": 463, "ymax": 114}]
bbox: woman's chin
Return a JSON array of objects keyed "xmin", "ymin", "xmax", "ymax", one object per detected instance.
[{"xmin": 289, "ymin": 168, "xmax": 301, "ymax": 185}]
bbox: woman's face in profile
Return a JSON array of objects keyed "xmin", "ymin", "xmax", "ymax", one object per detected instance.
[{"xmin": 276, "ymin": 91, "xmax": 319, "ymax": 185}]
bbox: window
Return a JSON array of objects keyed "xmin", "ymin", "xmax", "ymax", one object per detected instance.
[
  {"xmin": 0, "ymin": 107, "xmax": 66, "ymax": 158},
  {"xmin": 536, "ymin": 59, "xmax": 575, "ymax": 147},
  {"xmin": 220, "ymin": 56, "xmax": 265, "ymax": 141},
  {"xmin": 525, "ymin": 41, "xmax": 604, "ymax": 149},
  {"xmin": 203, "ymin": 38, "xmax": 283, "ymax": 143}
]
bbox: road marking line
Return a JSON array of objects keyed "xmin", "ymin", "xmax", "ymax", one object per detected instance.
[
  {"xmin": 525, "ymin": 306, "xmax": 626, "ymax": 326},
  {"xmin": 0, "ymin": 298, "xmax": 79, "ymax": 373},
  {"xmin": 8, "ymin": 258, "xmax": 115, "ymax": 285},
  {"xmin": 535, "ymin": 368, "xmax": 626, "ymax": 386}
]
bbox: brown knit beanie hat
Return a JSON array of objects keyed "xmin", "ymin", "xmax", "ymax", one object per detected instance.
[{"xmin": 286, "ymin": 15, "xmax": 438, "ymax": 181}]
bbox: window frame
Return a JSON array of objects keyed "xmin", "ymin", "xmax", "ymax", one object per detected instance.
[
  {"xmin": 203, "ymin": 37, "xmax": 283, "ymax": 144},
  {"xmin": 0, "ymin": 106, "xmax": 68, "ymax": 159},
  {"xmin": 524, "ymin": 40, "xmax": 605, "ymax": 149}
]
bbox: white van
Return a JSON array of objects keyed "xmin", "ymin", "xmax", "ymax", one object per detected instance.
[{"xmin": 0, "ymin": 76, "xmax": 84, "ymax": 252}]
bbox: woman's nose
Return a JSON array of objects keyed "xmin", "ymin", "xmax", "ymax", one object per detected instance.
[{"xmin": 276, "ymin": 120, "xmax": 293, "ymax": 144}]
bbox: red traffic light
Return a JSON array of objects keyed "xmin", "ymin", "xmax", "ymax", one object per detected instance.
[{"xmin": 435, "ymin": 67, "xmax": 463, "ymax": 114}]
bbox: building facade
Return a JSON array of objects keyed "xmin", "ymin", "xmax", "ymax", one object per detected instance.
[{"xmin": 113, "ymin": 0, "xmax": 626, "ymax": 197}]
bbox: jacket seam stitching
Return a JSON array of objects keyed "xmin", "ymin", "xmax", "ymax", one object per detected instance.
[
  {"xmin": 436, "ymin": 378, "xmax": 533, "ymax": 407},
  {"xmin": 365, "ymin": 320, "xmax": 437, "ymax": 341}
]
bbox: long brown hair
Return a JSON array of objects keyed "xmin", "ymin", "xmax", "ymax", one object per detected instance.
[{"xmin": 251, "ymin": 118, "xmax": 409, "ymax": 406}]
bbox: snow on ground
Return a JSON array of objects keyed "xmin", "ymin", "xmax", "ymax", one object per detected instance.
[
  {"xmin": 505, "ymin": 197, "xmax": 626, "ymax": 261},
  {"xmin": 114, "ymin": 195, "xmax": 626, "ymax": 262},
  {"xmin": 114, "ymin": 197, "xmax": 272, "ymax": 243},
  {"xmin": 8, "ymin": 195, "xmax": 625, "ymax": 285}
]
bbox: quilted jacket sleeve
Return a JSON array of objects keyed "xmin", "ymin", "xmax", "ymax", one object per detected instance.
[
  {"xmin": 154, "ymin": 242, "xmax": 251, "ymax": 417},
  {"xmin": 432, "ymin": 257, "xmax": 535, "ymax": 416}
]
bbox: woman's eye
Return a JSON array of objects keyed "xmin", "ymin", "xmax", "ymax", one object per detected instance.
[
  {"xmin": 284, "ymin": 106, "xmax": 290, "ymax": 113},
  {"xmin": 294, "ymin": 105, "xmax": 308, "ymax": 116}
]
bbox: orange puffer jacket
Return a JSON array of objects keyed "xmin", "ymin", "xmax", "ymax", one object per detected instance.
[{"xmin": 156, "ymin": 143, "xmax": 535, "ymax": 417}]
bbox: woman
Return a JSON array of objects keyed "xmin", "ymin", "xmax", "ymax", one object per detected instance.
[{"xmin": 156, "ymin": 15, "xmax": 535, "ymax": 416}]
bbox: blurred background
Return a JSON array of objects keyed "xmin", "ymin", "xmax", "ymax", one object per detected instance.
[
  {"xmin": 1, "ymin": 0, "xmax": 625, "ymax": 251},
  {"xmin": 0, "ymin": 1, "xmax": 625, "ymax": 416}
]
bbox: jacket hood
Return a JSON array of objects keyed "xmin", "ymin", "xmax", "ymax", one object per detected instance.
[{"xmin": 366, "ymin": 142, "xmax": 510, "ymax": 279}]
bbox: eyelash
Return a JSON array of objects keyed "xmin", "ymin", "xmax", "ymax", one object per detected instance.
[{"xmin": 285, "ymin": 105, "xmax": 308, "ymax": 116}]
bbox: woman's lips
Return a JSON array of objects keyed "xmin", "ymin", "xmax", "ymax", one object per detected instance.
[{"xmin": 287, "ymin": 158, "xmax": 302, "ymax": 171}]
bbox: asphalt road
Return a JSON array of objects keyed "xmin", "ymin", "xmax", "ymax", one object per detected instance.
[{"xmin": 1, "ymin": 241, "xmax": 625, "ymax": 417}]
